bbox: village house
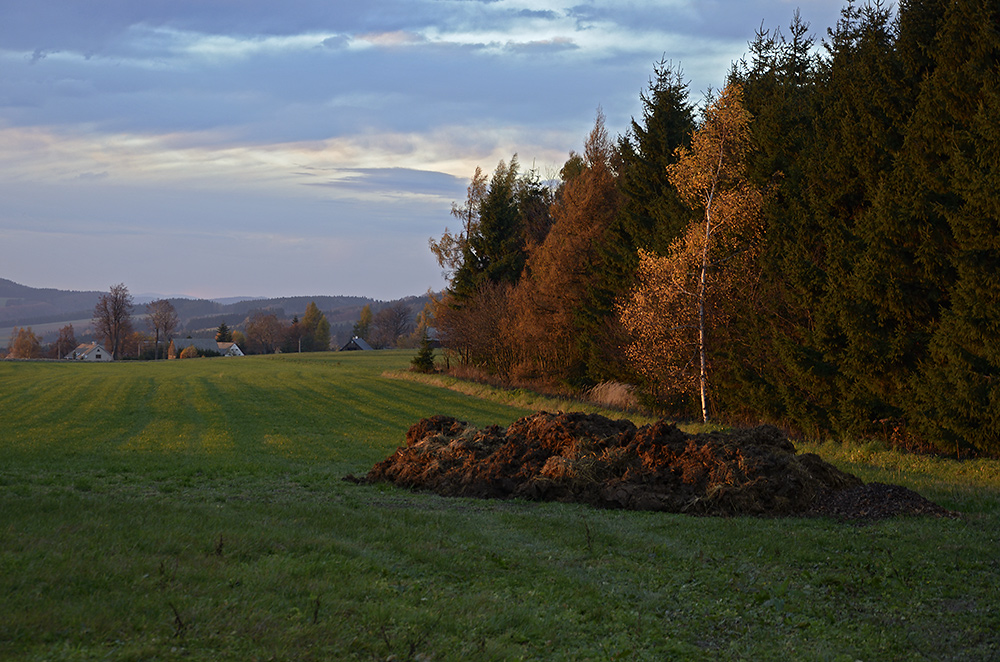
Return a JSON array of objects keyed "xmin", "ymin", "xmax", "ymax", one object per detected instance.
[
  {"xmin": 340, "ymin": 336, "xmax": 374, "ymax": 351},
  {"xmin": 68, "ymin": 342, "xmax": 112, "ymax": 361}
]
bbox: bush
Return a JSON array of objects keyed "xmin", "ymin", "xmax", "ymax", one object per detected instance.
[{"xmin": 179, "ymin": 345, "xmax": 199, "ymax": 359}]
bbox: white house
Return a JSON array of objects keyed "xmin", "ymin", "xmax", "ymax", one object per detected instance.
[{"xmin": 69, "ymin": 342, "xmax": 113, "ymax": 361}]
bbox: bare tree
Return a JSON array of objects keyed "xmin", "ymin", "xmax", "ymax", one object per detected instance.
[
  {"xmin": 370, "ymin": 303, "xmax": 413, "ymax": 349},
  {"xmin": 51, "ymin": 324, "xmax": 77, "ymax": 359},
  {"xmin": 146, "ymin": 299, "xmax": 179, "ymax": 360},
  {"xmin": 245, "ymin": 311, "xmax": 284, "ymax": 354},
  {"xmin": 93, "ymin": 283, "xmax": 134, "ymax": 360}
]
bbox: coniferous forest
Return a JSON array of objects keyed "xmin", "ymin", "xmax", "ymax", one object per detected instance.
[{"xmin": 430, "ymin": 0, "xmax": 1000, "ymax": 456}]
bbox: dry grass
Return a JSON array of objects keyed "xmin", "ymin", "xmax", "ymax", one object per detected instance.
[{"xmin": 587, "ymin": 381, "xmax": 639, "ymax": 411}]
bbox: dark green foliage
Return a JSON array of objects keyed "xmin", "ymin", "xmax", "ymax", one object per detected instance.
[
  {"xmin": 215, "ymin": 321, "xmax": 233, "ymax": 343},
  {"xmin": 410, "ymin": 329, "xmax": 436, "ymax": 373},
  {"xmin": 578, "ymin": 60, "xmax": 695, "ymax": 384},
  {"xmin": 452, "ymin": 157, "xmax": 528, "ymax": 301},
  {"xmin": 888, "ymin": 0, "xmax": 1000, "ymax": 454},
  {"xmin": 720, "ymin": 0, "xmax": 1000, "ymax": 454}
]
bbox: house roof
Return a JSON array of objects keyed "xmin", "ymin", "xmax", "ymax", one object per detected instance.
[
  {"xmin": 70, "ymin": 342, "xmax": 109, "ymax": 360},
  {"xmin": 340, "ymin": 336, "xmax": 374, "ymax": 351}
]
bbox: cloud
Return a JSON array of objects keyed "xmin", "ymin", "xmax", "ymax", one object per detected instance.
[
  {"xmin": 0, "ymin": 1, "xmax": 850, "ymax": 300},
  {"xmin": 355, "ymin": 31, "xmax": 427, "ymax": 48},
  {"xmin": 503, "ymin": 36, "xmax": 579, "ymax": 54}
]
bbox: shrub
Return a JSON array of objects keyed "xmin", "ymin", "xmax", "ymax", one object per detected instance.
[{"xmin": 179, "ymin": 345, "xmax": 199, "ymax": 359}]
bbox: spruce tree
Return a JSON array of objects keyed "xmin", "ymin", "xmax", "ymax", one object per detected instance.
[
  {"xmin": 451, "ymin": 156, "xmax": 526, "ymax": 301},
  {"xmin": 215, "ymin": 321, "xmax": 233, "ymax": 343},
  {"xmin": 720, "ymin": 13, "xmax": 822, "ymax": 424},
  {"xmin": 883, "ymin": 0, "xmax": 1000, "ymax": 454},
  {"xmin": 411, "ymin": 328, "xmax": 436, "ymax": 373},
  {"xmin": 577, "ymin": 61, "xmax": 694, "ymax": 383}
]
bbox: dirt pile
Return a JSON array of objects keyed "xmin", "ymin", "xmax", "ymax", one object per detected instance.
[{"xmin": 355, "ymin": 412, "xmax": 956, "ymax": 520}]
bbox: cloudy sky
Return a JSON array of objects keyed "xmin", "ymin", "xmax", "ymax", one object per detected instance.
[{"xmin": 0, "ymin": 0, "xmax": 845, "ymax": 301}]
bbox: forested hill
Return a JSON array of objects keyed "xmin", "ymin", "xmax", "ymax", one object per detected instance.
[
  {"xmin": 0, "ymin": 278, "xmax": 105, "ymax": 326},
  {"xmin": 0, "ymin": 277, "xmax": 422, "ymax": 339}
]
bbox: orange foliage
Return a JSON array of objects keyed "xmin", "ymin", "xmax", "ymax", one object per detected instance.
[
  {"xmin": 620, "ymin": 83, "xmax": 764, "ymax": 420},
  {"xmin": 513, "ymin": 109, "xmax": 620, "ymax": 379}
]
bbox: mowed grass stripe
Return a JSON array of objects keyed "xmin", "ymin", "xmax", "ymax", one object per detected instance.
[{"xmin": 1, "ymin": 351, "xmax": 525, "ymax": 467}]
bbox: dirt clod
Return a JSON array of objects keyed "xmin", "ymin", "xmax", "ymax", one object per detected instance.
[{"xmin": 358, "ymin": 412, "xmax": 956, "ymax": 520}]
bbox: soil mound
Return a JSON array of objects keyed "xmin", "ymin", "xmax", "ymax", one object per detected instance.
[{"xmin": 355, "ymin": 412, "xmax": 955, "ymax": 520}]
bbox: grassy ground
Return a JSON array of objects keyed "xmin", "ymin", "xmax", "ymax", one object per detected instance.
[{"xmin": 2, "ymin": 352, "xmax": 998, "ymax": 661}]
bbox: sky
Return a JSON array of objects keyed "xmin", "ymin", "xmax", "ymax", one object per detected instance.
[{"xmin": 0, "ymin": 0, "xmax": 846, "ymax": 301}]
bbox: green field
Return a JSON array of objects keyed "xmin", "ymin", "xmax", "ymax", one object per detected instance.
[{"xmin": 2, "ymin": 352, "xmax": 998, "ymax": 661}]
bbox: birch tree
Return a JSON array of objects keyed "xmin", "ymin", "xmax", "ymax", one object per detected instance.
[{"xmin": 621, "ymin": 83, "xmax": 763, "ymax": 421}]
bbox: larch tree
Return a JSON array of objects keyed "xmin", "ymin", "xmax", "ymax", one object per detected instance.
[
  {"xmin": 621, "ymin": 83, "xmax": 763, "ymax": 422},
  {"xmin": 514, "ymin": 109, "xmax": 620, "ymax": 382},
  {"xmin": 352, "ymin": 304, "xmax": 373, "ymax": 342},
  {"xmin": 94, "ymin": 283, "xmax": 134, "ymax": 360},
  {"xmin": 581, "ymin": 61, "xmax": 695, "ymax": 383},
  {"xmin": 302, "ymin": 301, "xmax": 331, "ymax": 351}
]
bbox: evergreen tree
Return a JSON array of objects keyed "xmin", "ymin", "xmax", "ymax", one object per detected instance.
[
  {"xmin": 451, "ymin": 156, "xmax": 526, "ymax": 301},
  {"xmin": 579, "ymin": 60, "xmax": 695, "ymax": 383},
  {"xmin": 872, "ymin": 0, "xmax": 1000, "ymax": 453},
  {"xmin": 721, "ymin": 12, "xmax": 825, "ymax": 426},
  {"xmin": 215, "ymin": 321, "xmax": 233, "ymax": 343},
  {"xmin": 410, "ymin": 328, "xmax": 436, "ymax": 373}
]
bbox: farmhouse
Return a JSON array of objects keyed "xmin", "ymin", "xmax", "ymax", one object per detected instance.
[
  {"xmin": 340, "ymin": 336, "xmax": 374, "ymax": 351},
  {"xmin": 68, "ymin": 342, "xmax": 112, "ymax": 361},
  {"xmin": 168, "ymin": 338, "xmax": 245, "ymax": 359}
]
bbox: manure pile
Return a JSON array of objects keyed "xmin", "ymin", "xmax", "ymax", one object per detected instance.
[{"xmin": 353, "ymin": 412, "xmax": 955, "ymax": 520}]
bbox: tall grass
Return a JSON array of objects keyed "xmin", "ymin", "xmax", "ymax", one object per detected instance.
[{"xmin": 2, "ymin": 352, "xmax": 998, "ymax": 661}]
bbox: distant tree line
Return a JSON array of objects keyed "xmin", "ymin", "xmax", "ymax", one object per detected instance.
[
  {"xmin": 1, "ymin": 285, "xmax": 340, "ymax": 359},
  {"xmin": 430, "ymin": 0, "xmax": 1000, "ymax": 456}
]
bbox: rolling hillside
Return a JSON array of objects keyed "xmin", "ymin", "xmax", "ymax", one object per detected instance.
[{"xmin": 0, "ymin": 277, "xmax": 431, "ymax": 343}]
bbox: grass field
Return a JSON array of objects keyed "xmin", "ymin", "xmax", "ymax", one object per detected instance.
[{"xmin": 2, "ymin": 352, "xmax": 998, "ymax": 661}]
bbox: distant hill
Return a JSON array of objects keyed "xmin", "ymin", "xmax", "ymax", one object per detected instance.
[
  {"xmin": 0, "ymin": 278, "xmax": 432, "ymax": 344},
  {"xmin": 0, "ymin": 278, "xmax": 105, "ymax": 328}
]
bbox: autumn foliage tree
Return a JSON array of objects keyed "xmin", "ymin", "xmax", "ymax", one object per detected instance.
[
  {"xmin": 245, "ymin": 311, "xmax": 283, "ymax": 354},
  {"xmin": 301, "ymin": 301, "xmax": 331, "ymax": 351},
  {"xmin": 621, "ymin": 83, "xmax": 763, "ymax": 421},
  {"xmin": 514, "ymin": 109, "xmax": 620, "ymax": 382},
  {"xmin": 8, "ymin": 327, "xmax": 42, "ymax": 359}
]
